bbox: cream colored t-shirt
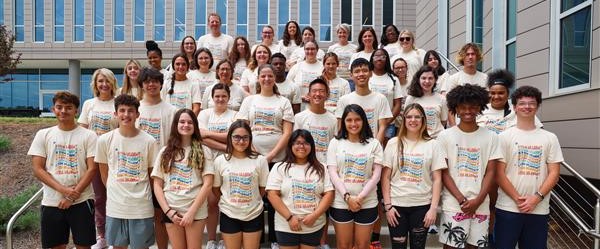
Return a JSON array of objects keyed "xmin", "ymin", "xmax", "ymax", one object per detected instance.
[
  {"xmin": 197, "ymin": 34, "xmax": 235, "ymax": 70},
  {"xmin": 293, "ymin": 109, "xmax": 338, "ymax": 164},
  {"xmin": 326, "ymin": 138, "xmax": 384, "ymax": 209},
  {"xmin": 349, "ymin": 51, "xmax": 373, "ymax": 69},
  {"xmin": 443, "ymin": 70, "xmax": 488, "ymax": 93},
  {"xmin": 382, "ymin": 137, "xmax": 447, "ymax": 206},
  {"xmin": 151, "ymin": 145, "xmax": 215, "ymax": 220},
  {"xmin": 287, "ymin": 61, "xmax": 324, "ymax": 110},
  {"xmin": 276, "ymin": 79, "xmax": 302, "ymax": 105},
  {"xmin": 202, "ymin": 82, "xmax": 248, "ymax": 111},
  {"xmin": 78, "ymin": 97, "xmax": 118, "ymax": 136},
  {"xmin": 335, "ymin": 91, "xmax": 393, "ymax": 137},
  {"xmin": 404, "ymin": 94, "xmax": 448, "ymax": 138},
  {"xmin": 476, "ymin": 104, "xmax": 544, "ymax": 134},
  {"xmin": 237, "ymin": 94, "xmax": 295, "ymax": 162},
  {"xmin": 325, "ymin": 77, "xmax": 352, "ymax": 114},
  {"xmin": 187, "ymin": 70, "xmax": 217, "ymax": 97},
  {"xmin": 28, "ymin": 126, "xmax": 97, "ymax": 207},
  {"xmin": 289, "ymin": 47, "xmax": 325, "ymax": 65},
  {"xmin": 437, "ymin": 126, "xmax": 502, "ymax": 215},
  {"xmin": 278, "ymin": 39, "xmax": 300, "ymax": 61},
  {"xmin": 369, "ymin": 73, "xmax": 403, "ymax": 110},
  {"xmin": 198, "ymin": 108, "xmax": 237, "ymax": 155},
  {"xmin": 95, "ymin": 129, "xmax": 159, "ymax": 219},
  {"xmin": 137, "ymin": 100, "xmax": 177, "ymax": 147},
  {"xmin": 390, "ymin": 48, "xmax": 425, "ymax": 83},
  {"xmin": 118, "ymin": 87, "xmax": 142, "ymax": 100},
  {"xmin": 383, "ymin": 43, "xmax": 400, "ymax": 58},
  {"xmin": 240, "ymin": 68, "xmax": 258, "ymax": 95},
  {"xmin": 327, "ymin": 43, "xmax": 357, "ymax": 80},
  {"xmin": 233, "ymin": 59, "xmax": 247, "ymax": 83},
  {"xmin": 266, "ymin": 162, "xmax": 334, "ymax": 233},
  {"xmin": 496, "ymin": 127, "xmax": 563, "ymax": 215},
  {"xmin": 251, "ymin": 43, "xmax": 281, "ymax": 55},
  {"xmin": 161, "ymin": 79, "xmax": 202, "ymax": 110},
  {"xmin": 213, "ymin": 154, "xmax": 269, "ymax": 221}
]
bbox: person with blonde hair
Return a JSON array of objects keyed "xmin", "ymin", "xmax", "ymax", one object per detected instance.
[
  {"xmin": 120, "ymin": 60, "xmax": 143, "ymax": 99},
  {"xmin": 390, "ymin": 30, "xmax": 426, "ymax": 83}
]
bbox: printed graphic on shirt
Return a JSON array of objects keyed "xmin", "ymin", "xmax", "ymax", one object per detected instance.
[
  {"xmin": 424, "ymin": 106, "xmax": 437, "ymax": 131},
  {"xmin": 301, "ymin": 71, "xmax": 320, "ymax": 90},
  {"xmin": 456, "ymin": 146, "xmax": 480, "ymax": 178},
  {"xmin": 229, "ymin": 171, "xmax": 253, "ymax": 205},
  {"xmin": 482, "ymin": 118, "xmax": 507, "ymax": 134},
  {"xmin": 342, "ymin": 153, "xmax": 368, "ymax": 184},
  {"xmin": 117, "ymin": 151, "xmax": 142, "ymax": 182},
  {"xmin": 308, "ymin": 125, "xmax": 330, "ymax": 154},
  {"xmin": 208, "ymin": 121, "xmax": 230, "ymax": 133},
  {"xmin": 208, "ymin": 44, "xmax": 225, "ymax": 61},
  {"xmin": 398, "ymin": 153, "xmax": 424, "ymax": 183},
  {"xmin": 54, "ymin": 144, "xmax": 79, "ymax": 175},
  {"xmin": 90, "ymin": 111, "xmax": 114, "ymax": 135},
  {"xmin": 292, "ymin": 178, "xmax": 317, "ymax": 209},
  {"xmin": 168, "ymin": 162, "xmax": 193, "ymax": 191},
  {"xmin": 253, "ymin": 107, "xmax": 276, "ymax": 132},
  {"xmin": 370, "ymin": 85, "xmax": 390, "ymax": 97},
  {"xmin": 517, "ymin": 144, "xmax": 542, "ymax": 176},
  {"xmin": 138, "ymin": 118, "xmax": 161, "ymax": 141},
  {"xmin": 326, "ymin": 87, "xmax": 342, "ymax": 111},
  {"xmin": 168, "ymin": 91, "xmax": 191, "ymax": 109},
  {"xmin": 364, "ymin": 107, "xmax": 377, "ymax": 132}
]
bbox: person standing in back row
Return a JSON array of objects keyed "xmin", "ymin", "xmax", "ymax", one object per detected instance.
[{"xmin": 197, "ymin": 13, "xmax": 234, "ymax": 70}]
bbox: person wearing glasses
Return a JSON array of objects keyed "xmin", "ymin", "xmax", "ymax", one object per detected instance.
[
  {"xmin": 252, "ymin": 25, "xmax": 281, "ymax": 55},
  {"xmin": 390, "ymin": 30, "xmax": 426, "ymax": 84},
  {"xmin": 202, "ymin": 60, "xmax": 248, "ymax": 112}
]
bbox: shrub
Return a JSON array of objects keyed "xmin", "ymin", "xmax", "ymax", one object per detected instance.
[
  {"xmin": 0, "ymin": 135, "xmax": 10, "ymax": 152},
  {"xmin": 0, "ymin": 186, "xmax": 41, "ymax": 233}
]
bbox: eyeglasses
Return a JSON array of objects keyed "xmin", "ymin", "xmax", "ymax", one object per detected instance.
[
  {"xmin": 427, "ymin": 57, "xmax": 438, "ymax": 61},
  {"xmin": 393, "ymin": 66, "xmax": 407, "ymax": 70},
  {"xmin": 218, "ymin": 67, "xmax": 232, "ymax": 72},
  {"xmin": 262, "ymin": 31, "xmax": 273, "ymax": 34},
  {"xmin": 373, "ymin": 55, "xmax": 387, "ymax": 60},
  {"xmin": 293, "ymin": 141, "xmax": 310, "ymax": 147},
  {"xmin": 232, "ymin": 135, "xmax": 250, "ymax": 142},
  {"xmin": 399, "ymin": 37, "xmax": 412, "ymax": 42},
  {"xmin": 405, "ymin": 115, "xmax": 423, "ymax": 120},
  {"xmin": 516, "ymin": 101, "xmax": 537, "ymax": 107}
]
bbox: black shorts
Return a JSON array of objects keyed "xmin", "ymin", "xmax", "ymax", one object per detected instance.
[
  {"xmin": 276, "ymin": 227, "xmax": 324, "ymax": 247},
  {"xmin": 329, "ymin": 206, "xmax": 379, "ymax": 225},
  {"xmin": 41, "ymin": 199, "xmax": 96, "ymax": 248},
  {"xmin": 220, "ymin": 212, "xmax": 264, "ymax": 233}
]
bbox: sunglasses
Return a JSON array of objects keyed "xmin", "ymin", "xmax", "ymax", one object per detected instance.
[{"xmin": 399, "ymin": 37, "xmax": 412, "ymax": 42}]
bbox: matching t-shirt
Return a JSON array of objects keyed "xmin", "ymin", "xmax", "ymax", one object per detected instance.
[
  {"xmin": 137, "ymin": 100, "xmax": 177, "ymax": 147},
  {"xmin": 266, "ymin": 162, "xmax": 334, "ymax": 233},
  {"xmin": 28, "ymin": 126, "xmax": 97, "ymax": 207},
  {"xmin": 476, "ymin": 104, "xmax": 544, "ymax": 134},
  {"xmin": 293, "ymin": 109, "xmax": 338, "ymax": 164},
  {"xmin": 197, "ymin": 34, "xmax": 235, "ymax": 70},
  {"xmin": 325, "ymin": 77, "xmax": 352, "ymax": 114},
  {"xmin": 240, "ymin": 68, "xmax": 259, "ymax": 95},
  {"xmin": 404, "ymin": 93, "xmax": 448, "ymax": 138},
  {"xmin": 78, "ymin": 97, "xmax": 118, "ymax": 136},
  {"xmin": 335, "ymin": 91, "xmax": 393, "ymax": 137},
  {"xmin": 213, "ymin": 154, "xmax": 270, "ymax": 221},
  {"xmin": 327, "ymin": 43, "xmax": 357, "ymax": 80},
  {"xmin": 202, "ymin": 82, "xmax": 248, "ymax": 111},
  {"xmin": 390, "ymin": 48, "xmax": 426, "ymax": 83},
  {"xmin": 95, "ymin": 129, "xmax": 159, "ymax": 219},
  {"xmin": 161, "ymin": 78, "xmax": 202, "ymax": 110},
  {"xmin": 443, "ymin": 70, "xmax": 488, "ymax": 93},
  {"xmin": 369, "ymin": 73, "xmax": 403, "ymax": 110},
  {"xmin": 198, "ymin": 108, "xmax": 237, "ymax": 155},
  {"xmin": 496, "ymin": 127, "xmax": 563, "ymax": 215},
  {"xmin": 276, "ymin": 79, "xmax": 302, "ymax": 106},
  {"xmin": 187, "ymin": 70, "xmax": 217, "ymax": 97},
  {"xmin": 287, "ymin": 61, "xmax": 324, "ymax": 110}
]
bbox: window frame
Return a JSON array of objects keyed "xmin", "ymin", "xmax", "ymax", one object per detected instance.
[
  {"xmin": 133, "ymin": 0, "xmax": 146, "ymax": 42},
  {"xmin": 153, "ymin": 0, "xmax": 166, "ymax": 42},
  {"xmin": 195, "ymin": 0, "xmax": 207, "ymax": 37},
  {"xmin": 319, "ymin": 0, "xmax": 332, "ymax": 42},
  {"xmin": 174, "ymin": 0, "xmax": 186, "ymax": 41},
  {"xmin": 256, "ymin": 0, "xmax": 269, "ymax": 41},
  {"xmin": 236, "ymin": 0, "xmax": 249, "ymax": 37},
  {"xmin": 298, "ymin": 0, "xmax": 311, "ymax": 29},
  {"xmin": 93, "ymin": 0, "xmax": 105, "ymax": 42},
  {"xmin": 34, "ymin": 0, "xmax": 44, "ymax": 43},
  {"xmin": 113, "ymin": 0, "xmax": 125, "ymax": 42},
  {"xmin": 215, "ymin": 0, "xmax": 228, "ymax": 34},
  {"xmin": 54, "ymin": 0, "xmax": 65, "ymax": 42},
  {"xmin": 360, "ymin": 0, "xmax": 374, "ymax": 27},
  {"xmin": 73, "ymin": 0, "xmax": 85, "ymax": 42},
  {"xmin": 14, "ymin": 0, "xmax": 25, "ymax": 42},
  {"xmin": 382, "ymin": 0, "xmax": 396, "ymax": 26},
  {"xmin": 277, "ymin": 0, "xmax": 290, "ymax": 38}
]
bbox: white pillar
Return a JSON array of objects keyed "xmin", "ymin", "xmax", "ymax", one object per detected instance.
[{"xmin": 68, "ymin": 59, "xmax": 80, "ymax": 97}]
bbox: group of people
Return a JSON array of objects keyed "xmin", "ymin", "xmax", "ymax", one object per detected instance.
[{"xmin": 30, "ymin": 13, "xmax": 562, "ymax": 249}]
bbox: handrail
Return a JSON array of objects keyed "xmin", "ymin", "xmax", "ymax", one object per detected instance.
[
  {"xmin": 561, "ymin": 161, "xmax": 600, "ymax": 198},
  {"xmin": 551, "ymin": 192, "xmax": 600, "ymax": 239},
  {"xmin": 563, "ymin": 61, "xmax": 589, "ymax": 76},
  {"xmin": 436, "ymin": 50, "xmax": 460, "ymax": 72},
  {"xmin": 5, "ymin": 188, "xmax": 43, "ymax": 249}
]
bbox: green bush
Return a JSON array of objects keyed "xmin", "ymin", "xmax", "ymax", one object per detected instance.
[
  {"xmin": 0, "ymin": 135, "xmax": 11, "ymax": 152},
  {"xmin": 0, "ymin": 186, "xmax": 41, "ymax": 233}
]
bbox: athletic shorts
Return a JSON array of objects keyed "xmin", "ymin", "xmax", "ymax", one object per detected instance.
[
  {"xmin": 41, "ymin": 199, "xmax": 96, "ymax": 248},
  {"xmin": 105, "ymin": 216, "xmax": 155, "ymax": 248},
  {"xmin": 220, "ymin": 212, "xmax": 264, "ymax": 233},
  {"xmin": 438, "ymin": 211, "xmax": 489, "ymax": 248},
  {"xmin": 276, "ymin": 227, "xmax": 324, "ymax": 247},
  {"xmin": 329, "ymin": 207, "xmax": 379, "ymax": 225}
]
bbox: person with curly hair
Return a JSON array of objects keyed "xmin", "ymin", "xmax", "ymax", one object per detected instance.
[
  {"xmin": 442, "ymin": 43, "xmax": 487, "ymax": 93},
  {"xmin": 380, "ymin": 24, "xmax": 400, "ymax": 57}
]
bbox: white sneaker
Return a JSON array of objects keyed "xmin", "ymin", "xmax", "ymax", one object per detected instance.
[
  {"xmin": 206, "ymin": 240, "xmax": 218, "ymax": 249},
  {"xmin": 271, "ymin": 242, "xmax": 280, "ymax": 249},
  {"xmin": 217, "ymin": 239, "xmax": 225, "ymax": 249},
  {"xmin": 91, "ymin": 237, "xmax": 107, "ymax": 249}
]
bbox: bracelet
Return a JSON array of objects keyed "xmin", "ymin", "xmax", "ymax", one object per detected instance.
[
  {"xmin": 535, "ymin": 191, "xmax": 545, "ymax": 200},
  {"xmin": 343, "ymin": 193, "xmax": 351, "ymax": 202},
  {"xmin": 286, "ymin": 215, "xmax": 294, "ymax": 221},
  {"xmin": 386, "ymin": 206, "xmax": 394, "ymax": 212},
  {"xmin": 165, "ymin": 208, "xmax": 173, "ymax": 215},
  {"xmin": 459, "ymin": 198, "xmax": 468, "ymax": 205}
]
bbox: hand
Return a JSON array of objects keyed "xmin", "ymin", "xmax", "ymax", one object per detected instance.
[
  {"xmin": 423, "ymin": 208, "xmax": 437, "ymax": 228},
  {"xmin": 347, "ymin": 196, "xmax": 362, "ymax": 212},
  {"xmin": 301, "ymin": 95, "xmax": 310, "ymax": 103},
  {"xmin": 302, "ymin": 213, "xmax": 317, "ymax": 227},
  {"xmin": 460, "ymin": 198, "xmax": 482, "ymax": 215},
  {"xmin": 385, "ymin": 206, "xmax": 400, "ymax": 227},
  {"xmin": 57, "ymin": 198, "xmax": 73, "ymax": 210},
  {"xmin": 179, "ymin": 211, "xmax": 195, "ymax": 227},
  {"xmin": 266, "ymin": 152, "xmax": 275, "ymax": 163},
  {"xmin": 288, "ymin": 215, "xmax": 302, "ymax": 232},
  {"xmin": 517, "ymin": 195, "xmax": 541, "ymax": 213},
  {"xmin": 170, "ymin": 211, "xmax": 183, "ymax": 226},
  {"xmin": 62, "ymin": 186, "xmax": 81, "ymax": 201}
]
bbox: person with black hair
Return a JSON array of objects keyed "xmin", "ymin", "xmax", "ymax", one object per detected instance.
[
  {"xmin": 188, "ymin": 48, "xmax": 217, "ymax": 98},
  {"xmin": 327, "ymin": 104, "xmax": 384, "ymax": 249},
  {"xmin": 230, "ymin": 36, "xmax": 251, "ymax": 83},
  {"xmin": 349, "ymin": 27, "xmax": 378, "ymax": 69},
  {"xmin": 380, "ymin": 24, "xmax": 400, "ymax": 57},
  {"xmin": 288, "ymin": 27, "xmax": 326, "ymax": 68},
  {"xmin": 161, "ymin": 53, "xmax": 202, "ymax": 115},
  {"xmin": 422, "ymin": 50, "xmax": 449, "ymax": 93},
  {"xmin": 272, "ymin": 53, "xmax": 302, "ymax": 113},
  {"xmin": 369, "ymin": 48, "xmax": 402, "ymax": 142},
  {"xmin": 137, "ymin": 67, "xmax": 177, "ymax": 147},
  {"xmin": 494, "ymin": 86, "xmax": 563, "ymax": 249},
  {"xmin": 146, "ymin": 40, "xmax": 167, "ymax": 75},
  {"xmin": 278, "ymin": 21, "xmax": 303, "ymax": 64},
  {"xmin": 266, "ymin": 129, "xmax": 335, "ymax": 249},
  {"xmin": 477, "ymin": 69, "xmax": 542, "ymax": 134},
  {"xmin": 437, "ymin": 84, "xmax": 502, "ymax": 249},
  {"xmin": 197, "ymin": 13, "xmax": 234, "ymax": 70},
  {"xmin": 404, "ymin": 66, "xmax": 448, "ymax": 138}
]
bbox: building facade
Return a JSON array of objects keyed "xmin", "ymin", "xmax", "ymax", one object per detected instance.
[
  {"xmin": 416, "ymin": 0, "xmax": 599, "ymax": 179},
  {"xmin": 0, "ymin": 0, "xmax": 415, "ymax": 111}
]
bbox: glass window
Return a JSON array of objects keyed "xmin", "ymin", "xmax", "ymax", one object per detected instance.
[
  {"xmin": 174, "ymin": 0, "xmax": 186, "ymax": 41},
  {"xmin": 34, "ymin": 0, "xmax": 44, "ymax": 42},
  {"xmin": 298, "ymin": 0, "xmax": 311, "ymax": 29},
  {"xmin": 54, "ymin": 0, "xmax": 64, "ymax": 42},
  {"xmin": 382, "ymin": 0, "xmax": 394, "ymax": 25},
  {"xmin": 277, "ymin": 0, "xmax": 289, "ymax": 38},
  {"xmin": 154, "ymin": 0, "xmax": 165, "ymax": 41},
  {"xmin": 472, "ymin": 0, "xmax": 483, "ymax": 70},
  {"xmin": 561, "ymin": 0, "xmax": 586, "ymax": 12},
  {"xmin": 559, "ymin": 6, "xmax": 591, "ymax": 88},
  {"xmin": 0, "ymin": 0, "xmax": 4, "ymax": 25},
  {"xmin": 195, "ymin": 0, "xmax": 207, "ymax": 37},
  {"xmin": 216, "ymin": 0, "xmax": 227, "ymax": 34},
  {"xmin": 506, "ymin": 41, "xmax": 516, "ymax": 75},
  {"xmin": 134, "ymin": 0, "xmax": 145, "ymax": 41},
  {"xmin": 507, "ymin": 0, "xmax": 516, "ymax": 39},
  {"xmin": 256, "ymin": 0, "xmax": 269, "ymax": 40},
  {"xmin": 362, "ymin": 0, "xmax": 373, "ymax": 26},
  {"xmin": 113, "ymin": 0, "xmax": 124, "ymax": 41},
  {"xmin": 94, "ymin": 0, "xmax": 104, "ymax": 41},
  {"xmin": 14, "ymin": 0, "xmax": 24, "ymax": 41},
  {"xmin": 237, "ymin": 0, "xmax": 248, "ymax": 37},
  {"xmin": 341, "ymin": 0, "xmax": 352, "ymax": 25},
  {"xmin": 319, "ymin": 0, "xmax": 331, "ymax": 41},
  {"xmin": 74, "ymin": 0, "xmax": 85, "ymax": 42}
]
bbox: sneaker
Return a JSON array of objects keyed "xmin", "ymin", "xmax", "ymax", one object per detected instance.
[
  {"xmin": 206, "ymin": 240, "xmax": 218, "ymax": 249},
  {"xmin": 91, "ymin": 237, "xmax": 107, "ymax": 249},
  {"xmin": 369, "ymin": 241, "xmax": 382, "ymax": 249},
  {"xmin": 429, "ymin": 224, "xmax": 439, "ymax": 234},
  {"xmin": 217, "ymin": 239, "xmax": 225, "ymax": 249},
  {"xmin": 271, "ymin": 242, "xmax": 280, "ymax": 249}
]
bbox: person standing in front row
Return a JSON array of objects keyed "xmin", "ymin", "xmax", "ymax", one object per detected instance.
[
  {"xmin": 96, "ymin": 94, "xmax": 160, "ymax": 249},
  {"xmin": 30, "ymin": 92, "xmax": 98, "ymax": 249},
  {"xmin": 437, "ymin": 84, "xmax": 502, "ymax": 249},
  {"xmin": 494, "ymin": 86, "xmax": 563, "ymax": 249}
]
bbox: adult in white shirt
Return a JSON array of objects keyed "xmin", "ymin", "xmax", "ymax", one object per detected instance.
[
  {"xmin": 180, "ymin": 36, "xmax": 197, "ymax": 69},
  {"xmin": 288, "ymin": 27, "xmax": 326, "ymax": 68},
  {"xmin": 203, "ymin": 60, "xmax": 248, "ymax": 111},
  {"xmin": 252, "ymin": 25, "xmax": 280, "ymax": 55},
  {"xmin": 321, "ymin": 52, "xmax": 352, "ymax": 113},
  {"xmin": 287, "ymin": 41, "xmax": 324, "ymax": 110},
  {"xmin": 229, "ymin": 36, "xmax": 251, "ymax": 83},
  {"xmin": 120, "ymin": 59, "xmax": 143, "ymax": 100},
  {"xmin": 188, "ymin": 48, "xmax": 217, "ymax": 99},
  {"xmin": 404, "ymin": 66, "xmax": 448, "ymax": 138},
  {"xmin": 197, "ymin": 13, "xmax": 234, "ymax": 70},
  {"xmin": 327, "ymin": 23, "xmax": 357, "ymax": 81},
  {"xmin": 161, "ymin": 54, "xmax": 202, "ymax": 115},
  {"xmin": 272, "ymin": 53, "xmax": 301, "ymax": 113},
  {"xmin": 240, "ymin": 44, "xmax": 272, "ymax": 95},
  {"xmin": 380, "ymin": 24, "xmax": 400, "ymax": 58},
  {"xmin": 278, "ymin": 20, "xmax": 302, "ymax": 65},
  {"xmin": 349, "ymin": 27, "xmax": 378, "ymax": 70},
  {"xmin": 390, "ymin": 30, "xmax": 426, "ymax": 84}
]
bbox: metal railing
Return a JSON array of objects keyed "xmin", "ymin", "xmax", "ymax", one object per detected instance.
[
  {"xmin": 435, "ymin": 50, "xmax": 460, "ymax": 73},
  {"xmin": 5, "ymin": 187, "xmax": 43, "ymax": 249}
]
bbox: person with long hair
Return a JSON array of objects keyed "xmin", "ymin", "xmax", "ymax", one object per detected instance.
[
  {"xmin": 197, "ymin": 13, "xmax": 234, "ymax": 70},
  {"xmin": 404, "ymin": 66, "xmax": 448, "ymax": 138},
  {"xmin": 390, "ymin": 30, "xmax": 426, "ymax": 84},
  {"xmin": 278, "ymin": 21, "xmax": 302, "ymax": 62},
  {"xmin": 120, "ymin": 60, "xmax": 143, "ymax": 99},
  {"xmin": 380, "ymin": 24, "xmax": 400, "ymax": 57},
  {"xmin": 381, "ymin": 103, "xmax": 446, "ymax": 249},
  {"xmin": 287, "ymin": 40, "xmax": 324, "ymax": 110},
  {"xmin": 272, "ymin": 53, "xmax": 302, "ymax": 113},
  {"xmin": 229, "ymin": 36, "xmax": 251, "ymax": 83},
  {"xmin": 77, "ymin": 68, "xmax": 119, "ymax": 248},
  {"xmin": 321, "ymin": 52, "xmax": 351, "ymax": 113},
  {"xmin": 327, "ymin": 24, "xmax": 357, "ymax": 81},
  {"xmin": 349, "ymin": 27, "xmax": 378, "ymax": 69},
  {"xmin": 288, "ymin": 27, "xmax": 326, "ymax": 68},
  {"xmin": 152, "ymin": 108, "xmax": 214, "ymax": 249},
  {"xmin": 327, "ymin": 104, "xmax": 384, "ymax": 249},
  {"xmin": 199, "ymin": 83, "xmax": 238, "ymax": 154},
  {"xmin": 369, "ymin": 48, "xmax": 402, "ymax": 142},
  {"xmin": 161, "ymin": 53, "xmax": 202, "ymax": 115},
  {"xmin": 266, "ymin": 130, "xmax": 335, "ymax": 249},
  {"xmin": 188, "ymin": 48, "xmax": 217, "ymax": 98},
  {"xmin": 212, "ymin": 120, "xmax": 269, "ymax": 249},
  {"xmin": 422, "ymin": 50, "xmax": 449, "ymax": 93},
  {"xmin": 240, "ymin": 44, "xmax": 272, "ymax": 95},
  {"xmin": 252, "ymin": 25, "xmax": 281, "ymax": 54},
  {"xmin": 443, "ymin": 43, "xmax": 487, "ymax": 93},
  {"xmin": 202, "ymin": 60, "xmax": 248, "ymax": 112},
  {"xmin": 180, "ymin": 36, "xmax": 197, "ymax": 69}
]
